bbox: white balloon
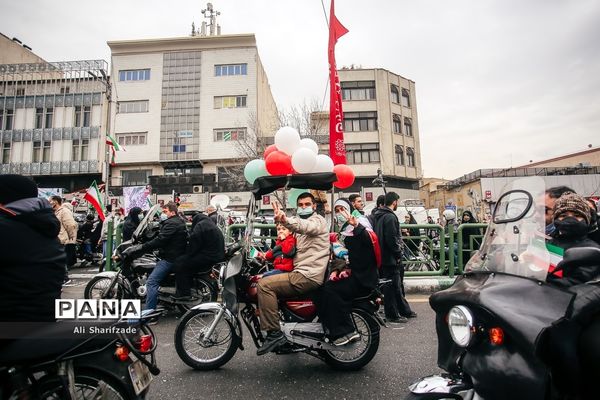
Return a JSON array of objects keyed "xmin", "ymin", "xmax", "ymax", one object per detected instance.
[
  {"xmin": 299, "ymin": 138, "xmax": 319, "ymax": 154},
  {"xmin": 291, "ymin": 148, "xmax": 318, "ymax": 174},
  {"xmin": 275, "ymin": 126, "xmax": 301, "ymax": 156},
  {"xmin": 312, "ymin": 154, "xmax": 334, "ymax": 173}
]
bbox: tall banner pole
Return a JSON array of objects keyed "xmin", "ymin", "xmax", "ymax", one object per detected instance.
[{"xmin": 328, "ymin": 0, "xmax": 349, "ymax": 165}]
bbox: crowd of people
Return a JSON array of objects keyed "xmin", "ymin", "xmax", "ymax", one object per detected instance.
[{"xmin": 2, "ymin": 174, "xmax": 600, "ymax": 363}]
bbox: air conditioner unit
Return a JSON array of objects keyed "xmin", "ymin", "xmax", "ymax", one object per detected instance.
[{"xmin": 193, "ymin": 185, "xmax": 202, "ymax": 193}]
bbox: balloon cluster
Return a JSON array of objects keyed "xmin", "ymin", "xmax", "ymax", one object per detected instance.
[{"xmin": 243, "ymin": 127, "xmax": 355, "ymax": 189}]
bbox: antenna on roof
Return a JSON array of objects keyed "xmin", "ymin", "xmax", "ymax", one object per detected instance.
[{"xmin": 200, "ymin": 2, "xmax": 221, "ymax": 36}]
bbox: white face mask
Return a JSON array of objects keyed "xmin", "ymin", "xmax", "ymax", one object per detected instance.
[{"xmin": 160, "ymin": 213, "xmax": 168, "ymax": 221}]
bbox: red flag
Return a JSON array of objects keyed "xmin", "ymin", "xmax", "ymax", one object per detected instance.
[{"xmin": 328, "ymin": 0, "xmax": 349, "ymax": 165}]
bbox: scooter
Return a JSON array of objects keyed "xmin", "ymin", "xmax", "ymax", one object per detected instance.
[{"xmin": 405, "ymin": 177, "xmax": 600, "ymax": 400}]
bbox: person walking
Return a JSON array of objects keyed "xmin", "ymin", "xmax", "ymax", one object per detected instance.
[
  {"xmin": 372, "ymin": 192, "xmax": 416, "ymax": 322},
  {"xmin": 49, "ymin": 195, "xmax": 78, "ymax": 284}
]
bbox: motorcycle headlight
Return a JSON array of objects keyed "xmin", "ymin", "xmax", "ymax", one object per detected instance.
[{"xmin": 448, "ymin": 305, "xmax": 475, "ymax": 347}]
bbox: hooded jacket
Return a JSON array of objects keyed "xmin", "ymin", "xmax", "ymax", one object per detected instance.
[
  {"xmin": 0, "ymin": 198, "xmax": 65, "ymax": 322},
  {"xmin": 173, "ymin": 213, "xmax": 225, "ymax": 273},
  {"xmin": 371, "ymin": 206, "xmax": 403, "ymax": 266}
]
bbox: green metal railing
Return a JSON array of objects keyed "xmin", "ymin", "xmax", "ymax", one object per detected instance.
[{"xmin": 456, "ymin": 223, "xmax": 488, "ymax": 274}]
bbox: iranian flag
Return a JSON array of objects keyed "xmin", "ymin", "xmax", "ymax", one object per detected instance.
[
  {"xmin": 84, "ymin": 181, "xmax": 106, "ymax": 221},
  {"xmin": 527, "ymin": 238, "xmax": 564, "ymax": 277},
  {"xmin": 106, "ymin": 134, "xmax": 125, "ymax": 151}
]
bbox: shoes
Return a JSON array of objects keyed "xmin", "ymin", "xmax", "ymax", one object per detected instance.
[
  {"xmin": 333, "ymin": 331, "xmax": 361, "ymax": 346},
  {"xmin": 387, "ymin": 316, "xmax": 408, "ymax": 323},
  {"xmin": 257, "ymin": 330, "xmax": 287, "ymax": 356},
  {"xmin": 401, "ymin": 311, "xmax": 418, "ymax": 319}
]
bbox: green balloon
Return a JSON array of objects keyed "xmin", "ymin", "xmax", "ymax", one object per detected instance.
[
  {"xmin": 288, "ymin": 188, "xmax": 309, "ymax": 207},
  {"xmin": 244, "ymin": 159, "xmax": 268, "ymax": 184}
]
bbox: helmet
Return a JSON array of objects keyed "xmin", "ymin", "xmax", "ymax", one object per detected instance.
[{"xmin": 442, "ymin": 209, "xmax": 456, "ymax": 221}]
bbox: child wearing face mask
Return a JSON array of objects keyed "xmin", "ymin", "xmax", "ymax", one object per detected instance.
[{"xmin": 258, "ymin": 223, "xmax": 297, "ymax": 278}]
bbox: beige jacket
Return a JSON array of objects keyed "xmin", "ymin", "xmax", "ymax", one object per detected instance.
[
  {"xmin": 283, "ymin": 213, "xmax": 329, "ymax": 284},
  {"xmin": 55, "ymin": 205, "xmax": 78, "ymax": 245}
]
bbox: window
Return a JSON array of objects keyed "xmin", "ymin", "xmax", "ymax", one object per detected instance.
[
  {"xmin": 42, "ymin": 141, "xmax": 51, "ymax": 162},
  {"xmin": 0, "ymin": 110, "xmax": 3, "ymax": 130},
  {"xmin": 214, "ymin": 128, "xmax": 247, "ymax": 142},
  {"xmin": 4, "ymin": 109, "xmax": 14, "ymax": 130},
  {"xmin": 16, "ymin": 88, "xmax": 25, "ymax": 96},
  {"xmin": 122, "ymin": 169, "xmax": 151, "ymax": 186},
  {"xmin": 44, "ymin": 108, "xmax": 53, "ymax": 129},
  {"xmin": 72, "ymin": 139, "xmax": 89, "ymax": 161},
  {"xmin": 341, "ymin": 81, "xmax": 376, "ymax": 100},
  {"xmin": 345, "ymin": 143, "xmax": 380, "ymax": 164},
  {"xmin": 116, "ymin": 132, "xmax": 147, "ymax": 146},
  {"xmin": 343, "ymin": 111, "xmax": 377, "ymax": 132},
  {"xmin": 60, "ymin": 86, "xmax": 70, "ymax": 94},
  {"xmin": 395, "ymin": 145, "xmax": 404, "ymax": 165},
  {"xmin": 83, "ymin": 106, "xmax": 91, "ymax": 127},
  {"xmin": 1, "ymin": 143, "xmax": 10, "ymax": 163},
  {"xmin": 391, "ymin": 85, "xmax": 400, "ymax": 103},
  {"xmin": 32, "ymin": 141, "xmax": 41, "ymax": 162},
  {"xmin": 407, "ymin": 147, "xmax": 416, "ymax": 167},
  {"xmin": 404, "ymin": 118, "xmax": 413, "ymax": 136},
  {"xmin": 35, "ymin": 108, "xmax": 43, "ymax": 129},
  {"xmin": 214, "ymin": 95, "xmax": 247, "ymax": 109},
  {"xmin": 393, "ymin": 114, "xmax": 402, "ymax": 134},
  {"xmin": 118, "ymin": 69, "xmax": 151, "ymax": 82},
  {"xmin": 118, "ymin": 100, "xmax": 149, "ymax": 113},
  {"xmin": 214, "ymin": 64, "xmax": 248, "ymax": 76},
  {"xmin": 401, "ymin": 89, "xmax": 411, "ymax": 108},
  {"xmin": 173, "ymin": 144, "xmax": 186, "ymax": 153}
]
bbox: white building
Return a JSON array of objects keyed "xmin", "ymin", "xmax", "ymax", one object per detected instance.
[
  {"xmin": 108, "ymin": 33, "xmax": 278, "ymax": 197},
  {"xmin": 0, "ymin": 33, "xmax": 109, "ymax": 190}
]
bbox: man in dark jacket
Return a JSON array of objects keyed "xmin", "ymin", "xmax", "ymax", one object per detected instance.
[
  {"xmin": 0, "ymin": 175, "xmax": 65, "ymax": 323},
  {"xmin": 138, "ymin": 202, "xmax": 188, "ymax": 310},
  {"xmin": 372, "ymin": 191, "xmax": 416, "ymax": 322},
  {"xmin": 173, "ymin": 213, "xmax": 225, "ymax": 300}
]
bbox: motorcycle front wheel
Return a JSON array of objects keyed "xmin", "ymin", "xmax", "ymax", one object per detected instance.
[
  {"xmin": 84, "ymin": 276, "xmax": 124, "ymax": 300},
  {"xmin": 321, "ymin": 309, "xmax": 380, "ymax": 371},
  {"xmin": 174, "ymin": 308, "xmax": 240, "ymax": 370},
  {"xmin": 37, "ymin": 371, "xmax": 130, "ymax": 400}
]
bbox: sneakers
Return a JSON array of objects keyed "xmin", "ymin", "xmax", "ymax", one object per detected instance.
[
  {"xmin": 387, "ymin": 316, "xmax": 408, "ymax": 323},
  {"xmin": 332, "ymin": 331, "xmax": 360, "ymax": 346},
  {"xmin": 401, "ymin": 311, "xmax": 418, "ymax": 319},
  {"xmin": 256, "ymin": 330, "xmax": 287, "ymax": 356}
]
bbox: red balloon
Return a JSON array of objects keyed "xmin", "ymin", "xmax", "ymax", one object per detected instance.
[
  {"xmin": 333, "ymin": 164, "xmax": 355, "ymax": 189},
  {"xmin": 265, "ymin": 151, "xmax": 294, "ymax": 176},
  {"xmin": 263, "ymin": 144, "xmax": 278, "ymax": 160}
]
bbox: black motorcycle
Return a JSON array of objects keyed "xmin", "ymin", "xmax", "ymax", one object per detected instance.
[
  {"xmin": 406, "ymin": 178, "xmax": 600, "ymax": 400},
  {"xmin": 84, "ymin": 205, "xmax": 218, "ymax": 313},
  {"xmin": 0, "ymin": 313, "xmax": 161, "ymax": 399}
]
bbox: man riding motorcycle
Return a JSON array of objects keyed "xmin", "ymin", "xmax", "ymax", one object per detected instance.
[{"xmin": 126, "ymin": 202, "xmax": 188, "ymax": 311}]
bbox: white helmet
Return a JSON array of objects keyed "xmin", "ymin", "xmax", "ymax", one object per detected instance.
[{"xmin": 442, "ymin": 209, "xmax": 456, "ymax": 221}]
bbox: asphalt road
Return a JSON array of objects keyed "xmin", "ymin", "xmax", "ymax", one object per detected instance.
[{"xmin": 64, "ymin": 267, "xmax": 442, "ymax": 400}]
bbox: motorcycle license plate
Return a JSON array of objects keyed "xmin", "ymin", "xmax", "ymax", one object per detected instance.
[{"xmin": 128, "ymin": 359, "xmax": 153, "ymax": 395}]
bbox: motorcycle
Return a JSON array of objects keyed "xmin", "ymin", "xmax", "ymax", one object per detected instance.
[
  {"xmin": 0, "ymin": 312, "xmax": 161, "ymax": 399},
  {"xmin": 406, "ymin": 177, "xmax": 600, "ymax": 400},
  {"xmin": 84, "ymin": 205, "xmax": 218, "ymax": 313},
  {"xmin": 174, "ymin": 173, "xmax": 384, "ymax": 371}
]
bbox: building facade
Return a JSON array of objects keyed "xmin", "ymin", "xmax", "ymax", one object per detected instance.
[
  {"xmin": 0, "ymin": 35, "xmax": 109, "ymax": 191},
  {"xmin": 310, "ymin": 68, "xmax": 423, "ymax": 201},
  {"xmin": 107, "ymin": 33, "xmax": 278, "ymax": 196}
]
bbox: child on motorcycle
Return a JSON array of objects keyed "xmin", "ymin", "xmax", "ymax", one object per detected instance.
[{"xmin": 258, "ymin": 223, "xmax": 296, "ymax": 278}]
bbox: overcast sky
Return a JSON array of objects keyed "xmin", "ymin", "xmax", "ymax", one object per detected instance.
[{"xmin": 2, "ymin": 0, "xmax": 599, "ymax": 179}]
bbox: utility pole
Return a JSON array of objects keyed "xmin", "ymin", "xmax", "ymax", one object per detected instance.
[{"xmin": 102, "ymin": 75, "xmax": 112, "ymax": 206}]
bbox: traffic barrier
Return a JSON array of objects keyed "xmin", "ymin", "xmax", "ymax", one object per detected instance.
[{"xmin": 456, "ymin": 223, "xmax": 487, "ymax": 273}]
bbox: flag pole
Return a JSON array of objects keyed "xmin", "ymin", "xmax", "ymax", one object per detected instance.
[{"xmin": 103, "ymin": 76, "xmax": 112, "ymax": 206}]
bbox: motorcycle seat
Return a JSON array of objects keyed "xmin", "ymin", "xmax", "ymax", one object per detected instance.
[{"xmin": 0, "ymin": 320, "xmax": 121, "ymax": 365}]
